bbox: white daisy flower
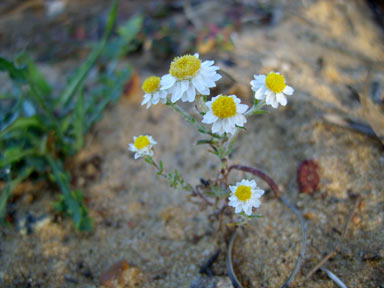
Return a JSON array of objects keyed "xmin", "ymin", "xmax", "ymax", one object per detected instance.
[
  {"xmin": 228, "ymin": 179, "xmax": 264, "ymax": 216},
  {"xmin": 141, "ymin": 76, "xmax": 168, "ymax": 109},
  {"xmin": 202, "ymin": 95, "xmax": 248, "ymax": 135},
  {"xmin": 250, "ymin": 72, "xmax": 294, "ymax": 108},
  {"xmin": 128, "ymin": 135, "xmax": 157, "ymax": 159},
  {"xmin": 160, "ymin": 53, "xmax": 221, "ymax": 103}
]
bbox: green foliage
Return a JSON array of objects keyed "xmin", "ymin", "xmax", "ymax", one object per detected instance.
[{"xmin": 0, "ymin": 0, "xmax": 141, "ymax": 230}]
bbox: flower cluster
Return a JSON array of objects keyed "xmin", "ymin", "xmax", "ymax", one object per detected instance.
[{"xmin": 129, "ymin": 52, "xmax": 294, "ymax": 218}]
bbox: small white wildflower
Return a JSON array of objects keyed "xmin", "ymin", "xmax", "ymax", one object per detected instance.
[
  {"xmin": 228, "ymin": 179, "xmax": 264, "ymax": 216},
  {"xmin": 250, "ymin": 72, "xmax": 294, "ymax": 108},
  {"xmin": 202, "ymin": 94, "xmax": 248, "ymax": 135},
  {"xmin": 160, "ymin": 53, "xmax": 221, "ymax": 103},
  {"xmin": 128, "ymin": 135, "xmax": 157, "ymax": 159},
  {"xmin": 141, "ymin": 76, "xmax": 168, "ymax": 109}
]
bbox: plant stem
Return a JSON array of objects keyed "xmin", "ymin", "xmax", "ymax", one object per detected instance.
[
  {"xmin": 168, "ymin": 102, "xmax": 222, "ymax": 139},
  {"xmin": 228, "ymin": 164, "xmax": 281, "ymax": 199}
]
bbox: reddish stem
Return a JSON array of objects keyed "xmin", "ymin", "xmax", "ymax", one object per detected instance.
[
  {"xmin": 228, "ymin": 164, "xmax": 281, "ymax": 200},
  {"xmin": 194, "ymin": 185, "xmax": 214, "ymax": 206}
]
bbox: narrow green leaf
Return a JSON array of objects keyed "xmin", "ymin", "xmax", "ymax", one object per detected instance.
[
  {"xmin": 117, "ymin": 15, "xmax": 143, "ymax": 44},
  {"xmin": 74, "ymin": 93, "xmax": 85, "ymax": 150},
  {"xmin": 196, "ymin": 139, "xmax": 215, "ymax": 145},
  {"xmin": 0, "ymin": 116, "xmax": 42, "ymax": 138},
  {"xmin": 56, "ymin": 0, "xmax": 118, "ymax": 107},
  {"xmin": 26, "ymin": 58, "xmax": 52, "ymax": 100},
  {"xmin": 86, "ymin": 68, "xmax": 132, "ymax": 128},
  {"xmin": 0, "ymin": 148, "xmax": 39, "ymax": 168},
  {"xmin": 0, "ymin": 186, "xmax": 11, "ymax": 223},
  {"xmin": 0, "ymin": 167, "xmax": 34, "ymax": 222},
  {"xmin": 104, "ymin": 0, "xmax": 119, "ymax": 40},
  {"xmin": 46, "ymin": 155, "xmax": 92, "ymax": 231},
  {"xmin": 252, "ymin": 110, "xmax": 268, "ymax": 115},
  {"xmin": 0, "ymin": 57, "xmax": 27, "ymax": 81}
]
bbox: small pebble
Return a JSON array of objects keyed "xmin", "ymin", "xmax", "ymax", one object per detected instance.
[
  {"xmin": 352, "ymin": 215, "xmax": 361, "ymax": 225},
  {"xmin": 303, "ymin": 212, "xmax": 316, "ymax": 220}
]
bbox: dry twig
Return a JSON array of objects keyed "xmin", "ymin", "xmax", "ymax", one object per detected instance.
[
  {"xmin": 226, "ymin": 164, "xmax": 307, "ymax": 288},
  {"xmin": 305, "ymin": 196, "xmax": 362, "ymax": 279}
]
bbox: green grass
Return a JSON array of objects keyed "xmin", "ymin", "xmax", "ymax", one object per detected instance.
[{"xmin": 0, "ymin": 0, "xmax": 142, "ymax": 231}]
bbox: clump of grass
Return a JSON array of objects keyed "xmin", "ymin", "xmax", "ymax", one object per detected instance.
[{"xmin": 0, "ymin": 0, "xmax": 142, "ymax": 231}]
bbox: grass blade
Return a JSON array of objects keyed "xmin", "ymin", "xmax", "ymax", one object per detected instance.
[
  {"xmin": 0, "ymin": 167, "xmax": 34, "ymax": 222},
  {"xmin": 0, "ymin": 116, "xmax": 43, "ymax": 138},
  {"xmin": 56, "ymin": 0, "xmax": 118, "ymax": 107},
  {"xmin": 46, "ymin": 155, "xmax": 92, "ymax": 231},
  {"xmin": 74, "ymin": 93, "xmax": 85, "ymax": 150}
]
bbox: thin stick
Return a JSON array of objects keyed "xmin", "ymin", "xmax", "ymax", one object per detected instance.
[
  {"xmin": 319, "ymin": 267, "xmax": 348, "ymax": 288},
  {"xmin": 228, "ymin": 165, "xmax": 280, "ymax": 199},
  {"xmin": 194, "ymin": 185, "xmax": 214, "ymax": 206},
  {"xmin": 199, "ymin": 249, "xmax": 221, "ymax": 276},
  {"xmin": 305, "ymin": 196, "xmax": 362, "ymax": 279},
  {"xmin": 226, "ymin": 229, "xmax": 243, "ymax": 288},
  {"xmin": 280, "ymin": 196, "xmax": 307, "ymax": 288},
  {"xmin": 227, "ymin": 164, "xmax": 306, "ymax": 288}
]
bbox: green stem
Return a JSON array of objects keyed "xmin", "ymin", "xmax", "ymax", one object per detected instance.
[
  {"xmin": 168, "ymin": 101, "xmax": 222, "ymax": 139},
  {"xmin": 245, "ymin": 100, "xmax": 266, "ymax": 116}
]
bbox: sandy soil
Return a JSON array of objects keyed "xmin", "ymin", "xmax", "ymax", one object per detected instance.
[{"xmin": 0, "ymin": 0, "xmax": 383, "ymax": 287}]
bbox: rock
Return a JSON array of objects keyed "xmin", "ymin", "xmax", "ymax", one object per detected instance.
[
  {"xmin": 99, "ymin": 260, "xmax": 147, "ymax": 288},
  {"xmin": 297, "ymin": 160, "xmax": 320, "ymax": 194},
  {"xmin": 18, "ymin": 213, "xmax": 52, "ymax": 235}
]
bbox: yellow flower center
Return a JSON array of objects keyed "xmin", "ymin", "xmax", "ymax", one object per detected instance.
[
  {"xmin": 235, "ymin": 185, "xmax": 252, "ymax": 202},
  {"xmin": 211, "ymin": 95, "xmax": 237, "ymax": 118},
  {"xmin": 142, "ymin": 76, "xmax": 161, "ymax": 94},
  {"xmin": 134, "ymin": 136, "xmax": 150, "ymax": 150},
  {"xmin": 266, "ymin": 73, "xmax": 286, "ymax": 93},
  {"xmin": 170, "ymin": 55, "xmax": 201, "ymax": 80}
]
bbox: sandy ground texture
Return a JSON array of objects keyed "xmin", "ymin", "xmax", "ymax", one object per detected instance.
[{"xmin": 1, "ymin": 0, "xmax": 384, "ymax": 287}]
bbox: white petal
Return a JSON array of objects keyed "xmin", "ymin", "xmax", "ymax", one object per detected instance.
[
  {"xmin": 134, "ymin": 153, "xmax": 140, "ymax": 159},
  {"xmin": 171, "ymin": 83, "xmax": 183, "ymax": 103},
  {"xmin": 152, "ymin": 93, "xmax": 160, "ymax": 104},
  {"xmin": 128, "ymin": 144, "xmax": 135, "ymax": 151},
  {"xmin": 253, "ymin": 74, "xmax": 266, "ymax": 83},
  {"xmin": 187, "ymin": 83, "xmax": 196, "ymax": 102},
  {"xmin": 212, "ymin": 120, "xmax": 224, "ymax": 134},
  {"xmin": 234, "ymin": 114, "xmax": 246, "ymax": 126},
  {"xmin": 202, "ymin": 60, "xmax": 214, "ymax": 67},
  {"xmin": 276, "ymin": 93, "xmax": 287, "ymax": 106},
  {"xmin": 160, "ymin": 74, "xmax": 176, "ymax": 90},
  {"xmin": 283, "ymin": 85, "xmax": 294, "ymax": 95},
  {"xmin": 159, "ymin": 90, "xmax": 168, "ymax": 99},
  {"xmin": 202, "ymin": 111, "xmax": 217, "ymax": 124},
  {"xmin": 265, "ymin": 91, "xmax": 275, "ymax": 105},
  {"xmin": 236, "ymin": 104, "xmax": 248, "ymax": 114},
  {"xmin": 244, "ymin": 205, "xmax": 252, "ymax": 216},
  {"xmin": 141, "ymin": 94, "xmax": 151, "ymax": 105},
  {"xmin": 271, "ymin": 98, "xmax": 279, "ymax": 108},
  {"xmin": 181, "ymin": 92, "xmax": 189, "ymax": 102},
  {"xmin": 235, "ymin": 205, "xmax": 243, "ymax": 213},
  {"xmin": 252, "ymin": 199, "xmax": 261, "ymax": 208},
  {"xmin": 253, "ymin": 189, "xmax": 264, "ymax": 197},
  {"xmin": 180, "ymin": 80, "xmax": 189, "ymax": 93},
  {"xmin": 255, "ymin": 86, "xmax": 267, "ymax": 100},
  {"xmin": 192, "ymin": 76, "xmax": 209, "ymax": 95}
]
